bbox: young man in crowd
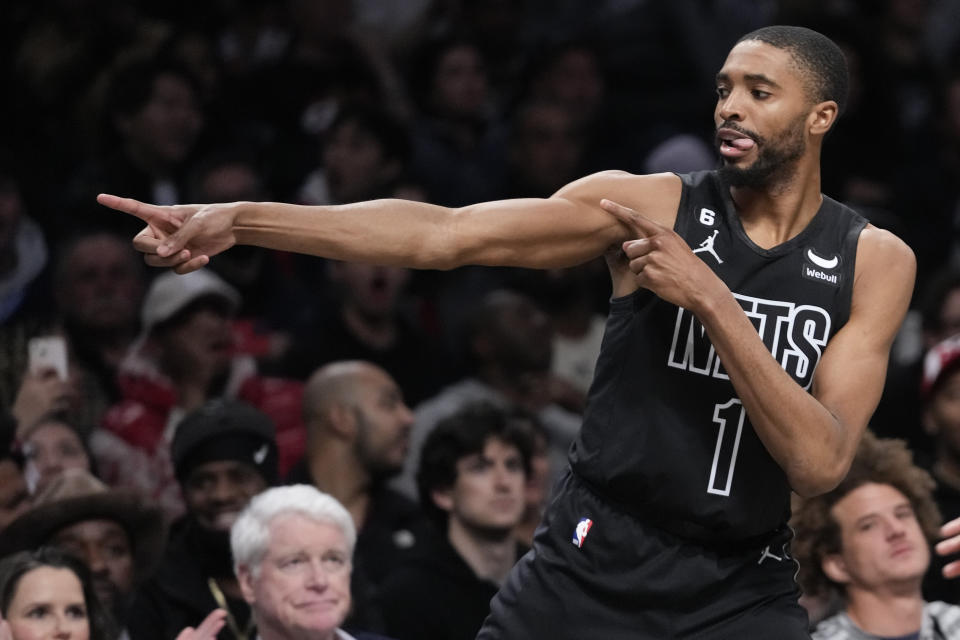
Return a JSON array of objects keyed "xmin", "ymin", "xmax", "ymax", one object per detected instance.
[
  {"xmin": 380, "ymin": 402, "xmax": 531, "ymax": 640},
  {"xmin": 792, "ymin": 432, "xmax": 960, "ymax": 638}
]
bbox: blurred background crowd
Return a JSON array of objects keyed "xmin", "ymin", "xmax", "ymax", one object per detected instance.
[{"xmin": 2, "ymin": 0, "xmax": 960, "ymax": 638}]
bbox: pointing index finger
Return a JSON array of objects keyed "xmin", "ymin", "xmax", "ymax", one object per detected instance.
[
  {"xmin": 600, "ymin": 199, "xmax": 662, "ymax": 236},
  {"xmin": 97, "ymin": 194, "xmax": 178, "ymax": 233}
]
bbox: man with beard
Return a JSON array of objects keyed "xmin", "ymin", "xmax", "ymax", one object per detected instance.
[
  {"xmin": 100, "ymin": 25, "xmax": 914, "ymax": 640},
  {"xmin": 285, "ymin": 360, "xmax": 432, "ymax": 632},
  {"xmin": 126, "ymin": 399, "xmax": 277, "ymax": 640}
]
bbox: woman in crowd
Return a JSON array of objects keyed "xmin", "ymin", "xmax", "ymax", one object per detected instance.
[{"xmin": 0, "ymin": 548, "xmax": 225, "ymax": 640}]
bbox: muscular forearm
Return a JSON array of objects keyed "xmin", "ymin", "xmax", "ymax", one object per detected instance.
[
  {"xmin": 231, "ymin": 196, "xmax": 625, "ymax": 270},
  {"xmin": 232, "ymin": 199, "xmax": 459, "ymax": 268},
  {"xmin": 695, "ymin": 289, "xmax": 850, "ymax": 496}
]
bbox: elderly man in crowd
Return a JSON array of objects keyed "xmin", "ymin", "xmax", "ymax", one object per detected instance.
[{"xmin": 230, "ymin": 484, "xmax": 392, "ymax": 640}]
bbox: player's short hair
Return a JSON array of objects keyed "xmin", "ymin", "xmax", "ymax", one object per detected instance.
[
  {"xmin": 790, "ymin": 431, "xmax": 942, "ymax": 598},
  {"xmin": 737, "ymin": 25, "xmax": 849, "ymax": 116}
]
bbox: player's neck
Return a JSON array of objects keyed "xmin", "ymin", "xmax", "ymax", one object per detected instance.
[
  {"xmin": 844, "ymin": 583, "xmax": 925, "ymax": 636},
  {"xmin": 730, "ymin": 164, "xmax": 823, "ymax": 249}
]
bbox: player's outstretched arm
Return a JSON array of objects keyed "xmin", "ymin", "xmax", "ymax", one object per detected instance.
[
  {"xmin": 604, "ymin": 198, "xmax": 915, "ymax": 497},
  {"xmin": 97, "ymin": 171, "xmax": 679, "ymax": 274}
]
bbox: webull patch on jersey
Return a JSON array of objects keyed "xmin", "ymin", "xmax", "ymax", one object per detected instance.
[
  {"xmin": 572, "ymin": 518, "xmax": 594, "ymax": 548},
  {"xmin": 801, "ymin": 263, "xmax": 841, "ymax": 286},
  {"xmin": 802, "ymin": 249, "xmax": 842, "ymax": 287}
]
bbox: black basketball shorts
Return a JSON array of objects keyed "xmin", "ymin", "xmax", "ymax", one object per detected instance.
[{"xmin": 476, "ymin": 470, "xmax": 810, "ymax": 639}]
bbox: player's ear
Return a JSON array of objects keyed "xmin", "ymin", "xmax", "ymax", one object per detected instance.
[
  {"xmin": 809, "ymin": 100, "xmax": 838, "ymax": 136},
  {"xmin": 821, "ymin": 553, "xmax": 851, "ymax": 584}
]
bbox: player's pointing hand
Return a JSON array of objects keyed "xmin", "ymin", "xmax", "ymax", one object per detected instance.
[
  {"xmin": 601, "ymin": 198, "xmax": 726, "ymax": 313},
  {"xmin": 97, "ymin": 194, "xmax": 240, "ymax": 274}
]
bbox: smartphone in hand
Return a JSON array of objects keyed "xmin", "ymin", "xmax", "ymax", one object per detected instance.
[{"xmin": 28, "ymin": 336, "xmax": 68, "ymax": 381}]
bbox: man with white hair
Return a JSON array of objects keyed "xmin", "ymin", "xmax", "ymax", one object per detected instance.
[{"xmin": 230, "ymin": 485, "xmax": 393, "ymax": 640}]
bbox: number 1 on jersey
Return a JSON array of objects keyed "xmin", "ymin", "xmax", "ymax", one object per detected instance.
[{"xmin": 707, "ymin": 398, "xmax": 745, "ymax": 496}]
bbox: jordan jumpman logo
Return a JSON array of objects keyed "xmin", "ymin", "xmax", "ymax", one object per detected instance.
[{"xmin": 693, "ymin": 229, "xmax": 723, "ymax": 264}]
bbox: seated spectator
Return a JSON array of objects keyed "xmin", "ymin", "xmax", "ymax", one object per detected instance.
[
  {"xmin": 791, "ymin": 432, "xmax": 960, "ymax": 637},
  {"xmin": 0, "ymin": 547, "xmax": 117, "ymax": 640},
  {"xmin": 394, "ymin": 289, "xmax": 580, "ymax": 501},
  {"xmin": 0, "ymin": 469, "xmax": 165, "ymax": 637},
  {"xmin": 873, "ymin": 266, "xmax": 960, "ymax": 457},
  {"xmin": 504, "ymin": 100, "xmax": 584, "ymax": 199},
  {"xmin": 129, "ymin": 400, "xmax": 278, "ymax": 640},
  {"xmin": 102, "ymin": 268, "xmax": 304, "ymax": 519},
  {"xmin": 67, "ymin": 56, "xmax": 205, "ymax": 239},
  {"xmin": 21, "ymin": 417, "xmax": 94, "ymax": 495},
  {"xmin": 184, "ymin": 150, "xmax": 293, "ymax": 370},
  {"xmin": 296, "ymin": 105, "xmax": 408, "ymax": 207},
  {"xmin": 8, "ymin": 363, "xmax": 155, "ymax": 515},
  {"xmin": 230, "ymin": 484, "xmax": 394, "ymax": 640},
  {"xmin": 379, "ymin": 403, "xmax": 531, "ymax": 640},
  {"xmin": 280, "ymin": 258, "xmax": 448, "ymax": 406},
  {"xmin": 289, "ymin": 361, "xmax": 432, "ymax": 631},
  {"xmin": 52, "ymin": 230, "xmax": 146, "ymax": 409},
  {"xmin": 407, "ymin": 36, "xmax": 508, "ymax": 207},
  {"xmin": 0, "ymin": 166, "xmax": 52, "ymax": 326},
  {"xmin": 0, "ymin": 548, "xmax": 227, "ymax": 640},
  {"xmin": 919, "ymin": 333, "xmax": 960, "ymax": 601}
]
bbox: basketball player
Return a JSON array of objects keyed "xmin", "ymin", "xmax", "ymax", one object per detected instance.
[{"xmin": 99, "ymin": 26, "xmax": 914, "ymax": 639}]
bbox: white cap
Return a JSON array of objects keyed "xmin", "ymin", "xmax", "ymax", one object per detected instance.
[{"xmin": 140, "ymin": 269, "xmax": 240, "ymax": 334}]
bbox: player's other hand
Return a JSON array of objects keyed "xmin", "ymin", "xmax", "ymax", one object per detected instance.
[
  {"xmin": 96, "ymin": 194, "xmax": 241, "ymax": 274},
  {"xmin": 937, "ymin": 517, "xmax": 960, "ymax": 579}
]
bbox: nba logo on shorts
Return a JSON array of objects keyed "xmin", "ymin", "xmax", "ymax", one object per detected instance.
[{"xmin": 572, "ymin": 518, "xmax": 593, "ymax": 548}]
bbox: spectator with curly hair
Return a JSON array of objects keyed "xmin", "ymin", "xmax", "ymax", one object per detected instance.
[{"xmin": 791, "ymin": 431, "xmax": 960, "ymax": 639}]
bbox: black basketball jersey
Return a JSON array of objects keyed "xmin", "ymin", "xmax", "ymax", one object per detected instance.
[{"xmin": 568, "ymin": 170, "xmax": 867, "ymax": 543}]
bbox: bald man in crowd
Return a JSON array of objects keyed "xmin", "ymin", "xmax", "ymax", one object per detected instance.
[{"xmin": 284, "ymin": 360, "xmax": 433, "ymax": 633}]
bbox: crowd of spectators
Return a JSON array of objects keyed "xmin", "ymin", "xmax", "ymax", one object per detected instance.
[{"xmin": 3, "ymin": 0, "xmax": 960, "ymax": 638}]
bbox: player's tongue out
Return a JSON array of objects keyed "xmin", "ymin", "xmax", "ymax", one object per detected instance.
[{"xmin": 718, "ymin": 129, "xmax": 756, "ymax": 158}]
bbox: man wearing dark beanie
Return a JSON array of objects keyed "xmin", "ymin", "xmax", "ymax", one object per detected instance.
[{"xmin": 128, "ymin": 399, "xmax": 278, "ymax": 640}]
